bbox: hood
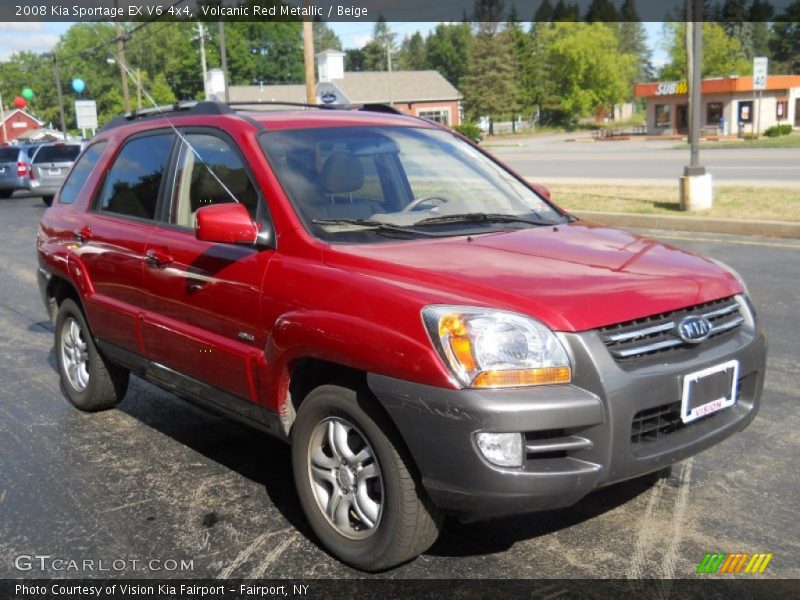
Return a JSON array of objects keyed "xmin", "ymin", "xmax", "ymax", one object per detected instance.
[{"xmin": 323, "ymin": 221, "xmax": 742, "ymax": 332}]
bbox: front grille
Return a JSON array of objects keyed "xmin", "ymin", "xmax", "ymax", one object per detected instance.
[
  {"xmin": 600, "ymin": 297, "xmax": 744, "ymax": 362},
  {"xmin": 631, "ymin": 379, "xmax": 744, "ymax": 445}
]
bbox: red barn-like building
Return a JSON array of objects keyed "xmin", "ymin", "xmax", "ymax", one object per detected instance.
[{"xmin": 1, "ymin": 109, "xmax": 43, "ymax": 143}]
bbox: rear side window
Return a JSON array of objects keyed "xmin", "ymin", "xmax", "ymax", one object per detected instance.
[
  {"xmin": 0, "ymin": 148, "xmax": 18, "ymax": 161},
  {"xmin": 171, "ymin": 133, "xmax": 259, "ymax": 227},
  {"xmin": 59, "ymin": 142, "xmax": 107, "ymax": 205},
  {"xmin": 99, "ymin": 134, "xmax": 173, "ymax": 220},
  {"xmin": 33, "ymin": 145, "xmax": 82, "ymax": 163}
]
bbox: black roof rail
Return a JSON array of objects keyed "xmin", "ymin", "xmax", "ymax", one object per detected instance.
[
  {"xmin": 98, "ymin": 101, "xmax": 234, "ymax": 132},
  {"xmin": 98, "ymin": 99, "xmax": 407, "ymax": 133},
  {"xmin": 227, "ymin": 100, "xmax": 404, "ymax": 115}
]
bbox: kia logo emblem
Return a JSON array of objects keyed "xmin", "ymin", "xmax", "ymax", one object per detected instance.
[{"xmin": 676, "ymin": 315, "xmax": 713, "ymax": 344}]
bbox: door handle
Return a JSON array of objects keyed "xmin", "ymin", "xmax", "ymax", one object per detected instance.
[
  {"xmin": 73, "ymin": 226, "xmax": 93, "ymax": 244},
  {"xmin": 145, "ymin": 249, "xmax": 173, "ymax": 268}
]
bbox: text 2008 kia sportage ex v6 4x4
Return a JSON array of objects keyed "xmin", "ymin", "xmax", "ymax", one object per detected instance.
[{"xmin": 37, "ymin": 102, "xmax": 766, "ymax": 571}]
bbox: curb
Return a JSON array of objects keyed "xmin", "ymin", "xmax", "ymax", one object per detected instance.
[{"xmin": 570, "ymin": 210, "xmax": 800, "ymax": 239}]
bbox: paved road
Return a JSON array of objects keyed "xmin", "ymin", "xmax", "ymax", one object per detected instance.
[
  {"xmin": 1, "ymin": 192, "xmax": 798, "ymax": 580},
  {"xmin": 487, "ymin": 134, "xmax": 800, "ymax": 186}
]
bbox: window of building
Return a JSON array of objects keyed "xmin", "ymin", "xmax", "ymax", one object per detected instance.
[
  {"xmin": 99, "ymin": 134, "xmax": 173, "ymax": 220},
  {"xmin": 655, "ymin": 104, "xmax": 671, "ymax": 127},
  {"xmin": 776, "ymin": 100, "xmax": 788, "ymax": 121},
  {"xmin": 706, "ymin": 102, "xmax": 723, "ymax": 126},
  {"xmin": 171, "ymin": 133, "xmax": 259, "ymax": 228},
  {"xmin": 417, "ymin": 109, "xmax": 450, "ymax": 126},
  {"xmin": 738, "ymin": 101, "xmax": 753, "ymax": 124},
  {"xmin": 59, "ymin": 142, "xmax": 107, "ymax": 205}
]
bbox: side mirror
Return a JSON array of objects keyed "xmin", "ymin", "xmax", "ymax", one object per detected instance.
[
  {"xmin": 530, "ymin": 183, "xmax": 551, "ymax": 201},
  {"xmin": 195, "ymin": 203, "xmax": 258, "ymax": 244}
]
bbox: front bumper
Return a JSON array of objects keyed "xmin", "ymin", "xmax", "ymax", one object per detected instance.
[{"xmin": 367, "ymin": 316, "xmax": 767, "ymax": 521}]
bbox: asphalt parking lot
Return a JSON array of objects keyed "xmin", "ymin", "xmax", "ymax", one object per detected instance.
[{"xmin": 1, "ymin": 191, "xmax": 798, "ymax": 579}]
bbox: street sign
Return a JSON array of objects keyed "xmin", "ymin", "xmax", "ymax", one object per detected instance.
[
  {"xmin": 753, "ymin": 57, "xmax": 768, "ymax": 91},
  {"xmin": 74, "ymin": 100, "xmax": 98, "ymax": 130}
]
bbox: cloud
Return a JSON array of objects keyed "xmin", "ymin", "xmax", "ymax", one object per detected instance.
[
  {"xmin": 0, "ymin": 22, "xmax": 45, "ymax": 32},
  {"xmin": 0, "ymin": 22, "xmax": 70, "ymax": 60},
  {"xmin": 352, "ymin": 34, "xmax": 373, "ymax": 48}
]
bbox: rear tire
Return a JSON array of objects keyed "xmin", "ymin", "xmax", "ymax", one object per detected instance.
[
  {"xmin": 291, "ymin": 384, "xmax": 442, "ymax": 571},
  {"xmin": 0, "ymin": 190, "xmax": 12, "ymax": 198},
  {"xmin": 42, "ymin": 195, "xmax": 54, "ymax": 207},
  {"xmin": 55, "ymin": 298, "xmax": 129, "ymax": 411}
]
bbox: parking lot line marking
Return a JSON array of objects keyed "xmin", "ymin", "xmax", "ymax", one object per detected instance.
[
  {"xmin": 247, "ymin": 533, "xmax": 298, "ymax": 579},
  {"xmin": 660, "ymin": 459, "xmax": 694, "ymax": 579},
  {"xmin": 218, "ymin": 527, "xmax": 294, "ymax": 579},
  {"xmin": 654, "ymin": 234, "xmax": 800, "ymax": 250},
  {"xmin": 100, "ymin": 497, "xmax": 157, "ymax": 513},
  {"xmin": 626, "ymin": 477, "xmax": 667, "ymax": 579}
]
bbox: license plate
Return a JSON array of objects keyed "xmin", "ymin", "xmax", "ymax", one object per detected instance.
[
  {"xmin": 49, "ymin": 168, "xmax": 62, "ymax": 175},
  {"xmin": 681, "ymin": 360, "xmax": 739, "ymax": 424}
]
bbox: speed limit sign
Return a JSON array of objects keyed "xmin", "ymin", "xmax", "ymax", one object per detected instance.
[{"xmin": 753, "ymin": 57, "xmax": 768, "ymax": 90}]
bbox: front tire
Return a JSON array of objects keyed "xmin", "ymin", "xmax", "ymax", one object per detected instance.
[
  {"xmin": 291, "ymin": 384, "xmax": 442, "ymax": 571},
  {"xmin": 42, "ymin": 195, "xmax": 54, "ymax": 207},
  {"xmin": 55, "ymin": 298, "xmax": 129, "ymax": 411}
]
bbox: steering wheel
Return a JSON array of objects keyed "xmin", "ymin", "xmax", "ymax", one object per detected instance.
[{"xmin": 401, "ymin": 195, "xmax": 452, "ymax": 212}]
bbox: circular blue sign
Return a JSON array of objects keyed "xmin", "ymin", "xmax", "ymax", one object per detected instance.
[
  {"xmin": 321, "ymin": 92, "xmax": 337, "ymax": 105},
  {"xmin": 72, "ymin": 78, "xmax": 85, "ymax": 94}
]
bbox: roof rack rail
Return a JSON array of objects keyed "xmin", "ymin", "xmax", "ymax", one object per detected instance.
[
  {"xmin": 98, "ymin": 99, "xmax": 406, "ymax": 133},
  {"xmin": 98, "ymin": 101, "xmax": 233, "ymax": 132},
  {"xmin": 227, "ymin": 100, "xmax": 404, "ymax": 115}
]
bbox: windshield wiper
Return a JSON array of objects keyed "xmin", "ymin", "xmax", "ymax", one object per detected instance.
[
  {"xmin": 311, "ymin": 218, "xmax": 444, "ymax": 237},
  {"xmin": 413, "ymin": 212, "xmax": 557, "ymax": 227}
]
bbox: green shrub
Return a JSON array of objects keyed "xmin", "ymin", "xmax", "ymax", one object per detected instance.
[
  {"xmin": 764, "ymin": 124, "xmax": 793, "ymax": 137},
  {"xmin": 453, "ymin": 122, "xmax": 482, "ymax": 143}
]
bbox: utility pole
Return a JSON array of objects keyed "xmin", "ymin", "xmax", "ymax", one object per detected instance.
[
  {"xmin": 302, "ymin": 5, "xmax": 315, "ymax": 104},
  {"xmin": 0, "ymin": 92, "xmax": 7, "ymax": 143},
  {"xmin": 387, "ymin": 41, "xmax": 394, "ymax": 106},
  {"xmin": 195, "ymin": 23, "xmax": 209, "ymax": 100},
  {"xmin": 218, "ymin": 20, "xmax": 230, "ymax": 102},
  {"xmin": 680, "ymin": 0, "xmax": 711, "ymax": 210},
  {"xmin": 114, "ymin": 11, "xmax": 131, "ymax": 113},
  {"xmin": 51, "ymin": 54, "xmax": 68, "ymax": 136}
]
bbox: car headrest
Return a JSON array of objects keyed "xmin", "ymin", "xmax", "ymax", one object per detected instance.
[{"xmin": 320, "ymin": 152, "xmax": 364, "ymax": 194}]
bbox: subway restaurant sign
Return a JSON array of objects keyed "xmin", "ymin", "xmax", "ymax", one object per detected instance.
[{"xmin": 655, "ymin": 81, "xmax": 688, "ymax": 95}]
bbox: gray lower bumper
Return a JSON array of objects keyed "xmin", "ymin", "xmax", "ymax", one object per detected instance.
[{"xmin": 367, "ymin": 325, "xmax": 767, "ymax": 521}]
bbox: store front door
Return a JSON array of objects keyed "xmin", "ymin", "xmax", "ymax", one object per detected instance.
[
  {"xmin": 677, "ymin": 105, "xmax": 688, "ymax": 134},
  {"xmin": 795, "ymin": 99, "xmax": 800, "ymax": 127}
]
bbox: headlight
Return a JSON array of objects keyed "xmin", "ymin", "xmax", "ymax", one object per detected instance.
[
  {"xmin": 422, "ymin": 306, "xmax": 571, "ymax": 388},
  {"xmin": 708, "ymin": 258, "xmax": 749, "ymax": 294}
]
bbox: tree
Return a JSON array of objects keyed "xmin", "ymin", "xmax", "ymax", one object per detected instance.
[
  {"xmin": 396, "ymin": 32, "xmax": 427, "ymax": 70},
  {"xmin": 659, "ymin": 22, "xmax": 751, "ymax": 79},
  {"xmin": 721, "ymin": 0, "xmax": 755, "ymax": 60},
  {"xmin": 749, "ymin": 0, "xmax": 774, "ymax": 59},
  {"xmin": 533, "ymin": 0, "xmax": 554, "ymax": 22},
  {"xmin": 461, "ymin": 2, "xmax": 515, "ymax": 121},
  {"xmin": 344, "ymin": 48, "xmax": 366, "ymax": 72},
  {"xmin": 551, "ymin": 0, "xmax": 580, "ymax": 21},
  {"xmin": 770, "ymin": 1, "xmax": 800, "ymax": 74},
  {"xmin": 506, "ymin": 15, "xmax": 536, "ymax": 117},
  {"xmin": 425, "ymin": 22, "xmax": 473, "ymax": 88},
  {"xmin": 616, "ymin": 0, "xmax": 654, "ymax": 86},
  {"xmin": 227, "ymin": 22, "xmax": 304, "ymax": 84},
  {"xmin": 541, "ymin": 23, "xmax": 635, "ymax": 121},
  {"xmin": 362, "ymin": 17, "xmax": 396, "ymax": 71},
  {"xmin": 313, "ymin": 20, "xmax": 342, "ymax": 52},
  {"xmin": 585, "ymin": 0, "xmax": 620, "ymax": 21}
]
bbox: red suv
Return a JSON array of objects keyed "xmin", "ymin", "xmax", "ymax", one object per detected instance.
[{"xmin": 37, "ymin": 102, "xmax": 767, "ymax": 571}]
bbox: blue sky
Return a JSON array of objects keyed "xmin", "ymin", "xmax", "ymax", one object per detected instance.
[{"xmin": 0, "ymin": 21, "xmax": 669, "ymax": 68}]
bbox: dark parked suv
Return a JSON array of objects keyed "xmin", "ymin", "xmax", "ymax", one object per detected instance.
[
  {"xmin": 0, "ymin": 143, "xmax": 40, "ymax": 198},
  {"xmin": 37, "ymin": 101, "xmax": 767, "ymax": 571}
]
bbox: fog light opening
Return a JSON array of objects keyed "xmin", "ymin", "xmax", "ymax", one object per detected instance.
[{"xmin": 475, "ymin": 432, "xmax": 524, "ymax": 468}]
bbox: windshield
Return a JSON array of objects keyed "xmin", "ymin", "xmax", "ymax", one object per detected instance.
[
  {"xmin": 33, "ymin": 145, "xmax": 82, "ymax": 164},
  {"xmin": 259, "ymin": 126, "xmax": 565, "ymax": 242}
]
